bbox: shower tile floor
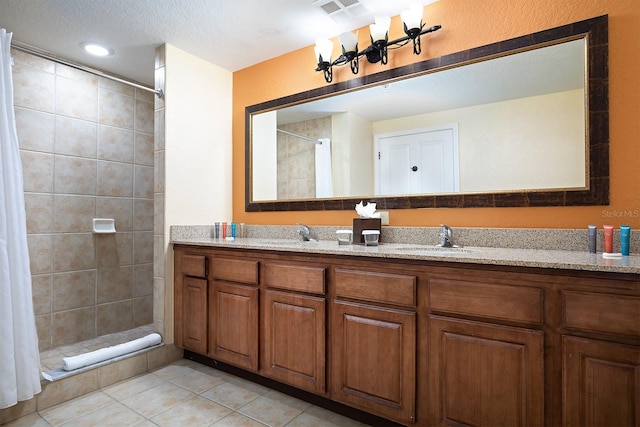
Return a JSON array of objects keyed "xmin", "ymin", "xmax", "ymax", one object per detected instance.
[
  {"xmin": 6, "ymin": 358, "xmax": 371, "ymax": 427},
  {"xmin": 39, "ymin": 325, "xmax": 156, "ymax": 372}
]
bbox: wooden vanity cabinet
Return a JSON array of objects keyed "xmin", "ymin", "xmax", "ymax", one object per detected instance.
[
  {"xmin": 331, "ymin": 268, "xmax": 418, "ymax": 424},
  {"xmin": 563, "ymin": 336, "xmax": 640, "ymax": 427},
  {"xmin": 427, "ymin": 276, "xmax": 545, "ymax": 427},
  {"xmin": 174, "ymin": 244, "xmax": 640, "ymax": 427},
  {"xmin": 174, "ymin": 251, "xmax": 208, "ymax": 354},
  {"xmin": 181, "ymin": 277, "xmax": 208, "ymax": 354},
  {"xmin": 261, "ymin": 263, "xmax": 327, "ymax": 394},
  {"xmin": 561, "ymin": 289, "xmax": 640, "ymax": 426},
  {"xmin": 428, "ymin": 316, "xmax": 544, "ymax": 426},
  {"xmin": 208, "ymin": 257, "xmax": 260, "ymax": 371}
]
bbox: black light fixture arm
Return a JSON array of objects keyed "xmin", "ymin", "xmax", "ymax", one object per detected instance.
[
  {"xmin": 317, "ymin": 25, "xmax": 441, "ymax": 83},
  {"xmin": 385, "ymin": 24, "xmax": 441, "ymax": 52}
]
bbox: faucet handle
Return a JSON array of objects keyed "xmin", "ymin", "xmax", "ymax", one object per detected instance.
[
  {"xmin": 296, "ymin": 223, "xmax": 315, "ymax": 241},
  {"xmin": 437, "ymin": 224, "xmax": 454, "ymax": 247},
  {"xmin": 440, "ymin": 224, "xmax": 452, "ymax": 238}
]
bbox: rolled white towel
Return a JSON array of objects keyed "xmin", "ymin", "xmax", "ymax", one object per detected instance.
[{"xmin": 62, "ymin": 333, "xmax": 162, "ymax": 371}]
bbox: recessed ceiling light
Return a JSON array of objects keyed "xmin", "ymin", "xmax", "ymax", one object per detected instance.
[{"xmin": 80, "ymin": 42, "xmax": 114, "ymax": 57}]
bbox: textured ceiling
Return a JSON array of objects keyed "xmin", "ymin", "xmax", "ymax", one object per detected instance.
[{"xmin": 0, "ymin": 0, "xmax": 436, "ymax": 86}]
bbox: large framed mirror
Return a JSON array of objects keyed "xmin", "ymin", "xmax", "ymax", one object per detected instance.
[{"xmin": 246, "ymin": 15, "xmax": 608, "ymax": 212}]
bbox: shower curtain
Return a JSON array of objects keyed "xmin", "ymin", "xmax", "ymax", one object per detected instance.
[
  {"xmin": 315, "ymin": 138, "xmax": 333, "ymax": 198},
  {"xmin": 0, "ymin": 29, "xmax": 42, "ymax": 409}
]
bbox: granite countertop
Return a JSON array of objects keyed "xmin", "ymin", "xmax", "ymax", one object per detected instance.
[{"xmin": 171, "ymin": 236, "xmax": 640, "ymax": 275}]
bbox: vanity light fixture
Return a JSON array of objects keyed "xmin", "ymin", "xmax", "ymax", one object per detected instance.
[
  {"xmin": 314, "ymin": 2, "xmax": 441, "ymax": 83},
  {"xmin": 80, "ymin": 42, "xmax": 114, "ymax": 57}
]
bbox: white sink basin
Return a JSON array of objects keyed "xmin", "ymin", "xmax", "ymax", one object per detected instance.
[
  {"xmin": 395, "ymin": 246, "xmax": 475, "ymax": 255},
  {"xmin": 261, "ymin": 240, "xmax": 317, "ymax": 246}
]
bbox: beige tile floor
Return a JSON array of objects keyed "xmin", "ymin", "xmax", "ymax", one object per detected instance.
[{"xmin": 5, "ymin": 359, "xmax": 372, "ymax": 427}]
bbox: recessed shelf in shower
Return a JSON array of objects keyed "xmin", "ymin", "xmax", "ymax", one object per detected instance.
[{"xmin": 92, "ymin": 218, "xmax": 116, "ymax": 234}]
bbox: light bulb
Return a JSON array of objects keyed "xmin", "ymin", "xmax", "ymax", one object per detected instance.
[
  {"xmin": 338, "ymin": 31, "xmax": 358, "ymax": 54},
  {"xmin": 314, "ymin": 38, "xmax": 334, "ymax": 63},
  {"xmin": 401, "ymin": 3, "xmax": 423, "ymax": 30},
  {"xmin": 81, "ymin": 42, "xmax": 113, "ymax": 57},
  {"xmin": 369, "ymin": 16, "xmax": 390, "ymax": 42}
]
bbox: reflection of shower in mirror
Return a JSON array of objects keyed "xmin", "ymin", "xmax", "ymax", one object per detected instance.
[{"xmin": 315, "ymin": 138, "xmax": 332, "ymax": 198}]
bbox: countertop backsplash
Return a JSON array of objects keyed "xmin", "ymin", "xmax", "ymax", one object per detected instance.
[{"xmin": 170, "ymin": 224, "xmax": 639, "ymax": 254}]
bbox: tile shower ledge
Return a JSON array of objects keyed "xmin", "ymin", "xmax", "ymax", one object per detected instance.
[{"xmin": 171, "ymin": 236, "xmax": 640, "ymax": 275}]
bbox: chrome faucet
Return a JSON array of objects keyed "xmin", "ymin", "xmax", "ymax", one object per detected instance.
[
  {"xmin": 296, "ymin": 223, "xmax": 317, "ymax": 242},
  {"xmin": 436, "ymin": 224, "xmax": 455, "ymax": 247}
]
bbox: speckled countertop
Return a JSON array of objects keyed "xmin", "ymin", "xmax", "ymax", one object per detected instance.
[{"xmin": 171, "ymin": 230, "xmax": 640, "ymax": 275}]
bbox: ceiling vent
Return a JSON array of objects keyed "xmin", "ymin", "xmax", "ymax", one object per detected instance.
[{"xmin": 313, "ymin": 0, "xmax": 369, "ymax": 24}]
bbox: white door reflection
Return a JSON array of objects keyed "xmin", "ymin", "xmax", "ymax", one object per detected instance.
[{"xmin": 376, "ymin": 125, "xmax": 459, "ymax": 195}]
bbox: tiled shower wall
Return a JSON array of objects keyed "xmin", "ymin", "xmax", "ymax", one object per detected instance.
[
  {"xmin": 277, "ymin": 116, "xmax": 330, "ymax": 200},
  {"xmin": 12, "ymin": 49, "xmax": 155, "ymax": 351}
]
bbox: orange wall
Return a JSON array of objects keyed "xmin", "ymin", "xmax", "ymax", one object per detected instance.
[{"xmin": 233, "ymin": 0, "xmax": 639, "ymax": 229}]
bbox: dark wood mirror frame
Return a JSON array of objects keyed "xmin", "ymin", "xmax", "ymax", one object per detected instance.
[{"xmin": 245, "ymin": 15, "xmax": 608, "ymax": 212}]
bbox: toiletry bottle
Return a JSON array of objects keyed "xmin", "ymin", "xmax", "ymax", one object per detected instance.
[
  {"xmin": 214, "ymin": 222, "xmax": 220, "ymax": 239},
  {"xmin": 603, "ymin": 225, "xmax": 613, "ymax": 253},
  {"xmin": 231, "ymin": 222, "xmax": 237, "ymax": 239},
  {"xmin": 588, "ymin": 225, "xmax": 597, "ymax": 253},
  {"xmin": 620, "ymin": 225, "xmax": 631, "ymax": 256},
  {"xmin": 222, "ymin": 222, "xmax": 227, "ymax": 239}
]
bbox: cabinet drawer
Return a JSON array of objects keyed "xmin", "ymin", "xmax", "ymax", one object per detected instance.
[
  {"xmin": 429, "ymin": 279, "xmax": 543, "ymax": 325},
  {"xmin": 211, "ymin": 258, "xmax": 259, "ymax": 285},
  {"xmin": 265, "ymin": 263, "xmax": 325, "ymax": 295},
  {"xmin": 181, "ymin": 254, "xmax": 207, "ymax": 278},
  {"xmin": 563, "ymin": 291, "xmax": 640, "ymax": 337},
  {"xmin": 334, "ymin": 269, "xmax": 416, "ymax": 307}
]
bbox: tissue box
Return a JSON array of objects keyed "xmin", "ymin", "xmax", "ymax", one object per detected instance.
[{"xmin": 352, "ymin": 218, "xmax": 382, "ymax": 244}]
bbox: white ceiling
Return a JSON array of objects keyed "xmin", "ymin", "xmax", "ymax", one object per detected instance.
[{"xmin": 0, "ymin": 0, "xmax": 437, "ymax": 86}]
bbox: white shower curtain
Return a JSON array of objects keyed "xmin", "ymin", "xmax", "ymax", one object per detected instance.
[
  {"xmin": 315, "ymin": 138, "xmax": 333, "ymax": 198},
  {"xmin": 0, "ymin": 29, "xmax": 42, "ymax": 409}
]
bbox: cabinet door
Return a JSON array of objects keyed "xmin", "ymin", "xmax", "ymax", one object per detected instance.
[
  {"xmin": 563, "ymin": 336, "xmax": 640, "ymax": 427},
  {"xmin": 331, "ymin": 300, "xmax": 416, "ymax": 424},
  {"xmin": 182, "ymin": 276, "xmax": 208, "ymax": 354},
  {"xmin": 262, "ymin": 290, "xmax": 326, "ymax": 394},
  {"xmin": 428, "ymin": 316, "xmax": 544, "ymax": 427},
  {"xmin": 209, "ymin": 281, "xmax": 259, "ymax": 371}
]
